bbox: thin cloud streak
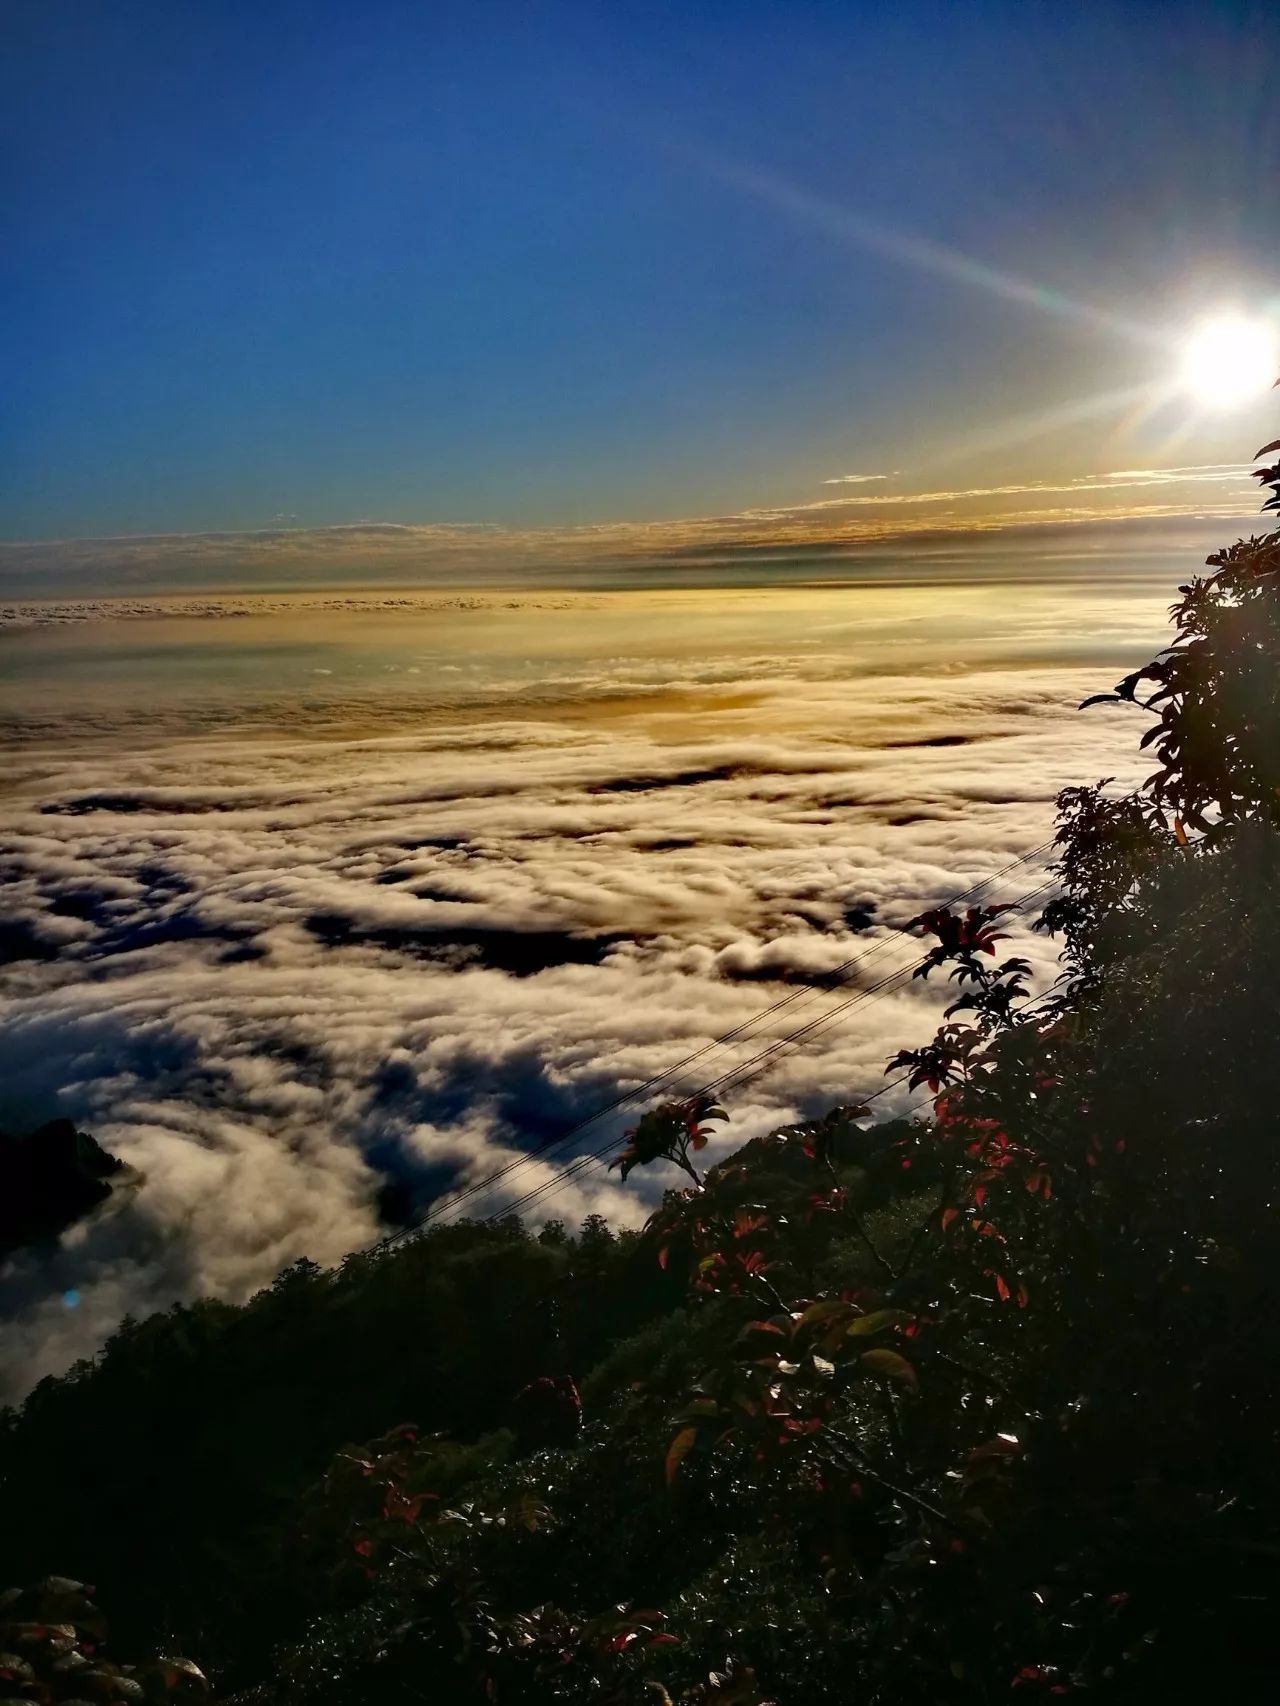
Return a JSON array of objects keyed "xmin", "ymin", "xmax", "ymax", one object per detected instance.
[
  {"xmin": 0, "ymin": 472, "xmax": 1258, "ymax": 599},
  {"xmin": 817, "ymin": 464, "xmax": 1251, "ymax": 499}
]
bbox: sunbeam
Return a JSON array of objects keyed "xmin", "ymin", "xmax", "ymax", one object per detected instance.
[{"xmin": 689, "ymin": 148, "xmax": 1164, "ymax": 349}]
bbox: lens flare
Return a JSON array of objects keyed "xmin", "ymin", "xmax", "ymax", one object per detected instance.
[{"xmin": 1180, "ymin": 315, "xmax": 1277, "ymax": 410}]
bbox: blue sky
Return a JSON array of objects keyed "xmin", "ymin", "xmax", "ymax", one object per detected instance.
[{"xmin": 2, "ymin": 0, "xmax": 1276, "ymax": 553}]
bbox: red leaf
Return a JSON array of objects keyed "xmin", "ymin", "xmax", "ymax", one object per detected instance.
[
  {"xmin": 665, "ymin": 1426, "xmax": 697, "ymax": 1486},
  {"xmin": 739, "ymin": 1318, "xmax": 787, "ymax": 1338}
]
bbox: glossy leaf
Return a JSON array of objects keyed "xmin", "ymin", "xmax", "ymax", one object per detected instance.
[{"xmin": 664, "ymin": 1426, "xmax": 697, "ymax": 1486}]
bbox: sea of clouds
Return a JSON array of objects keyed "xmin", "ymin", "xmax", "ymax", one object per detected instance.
[{"xmin": 0, "ymin": 576, "xmax": 1169, "ymax": 1398}]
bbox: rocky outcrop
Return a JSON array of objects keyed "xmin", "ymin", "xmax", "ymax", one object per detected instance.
[{"xmin": 0, "ymin": 1119, "xmax": 124, "ymax": 1259}]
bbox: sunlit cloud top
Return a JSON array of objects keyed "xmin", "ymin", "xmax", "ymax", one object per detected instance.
[{"xmin": 0, "ymin": 460, "xmax": 1261, "ymax": 601}]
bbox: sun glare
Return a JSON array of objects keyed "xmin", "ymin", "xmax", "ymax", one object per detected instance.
[{"xmin": 1180, "ymin": 314, "xmax": 1277, "ymax": 410}]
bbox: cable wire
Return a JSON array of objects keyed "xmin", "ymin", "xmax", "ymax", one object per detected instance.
[
  {"xmin": 380, "ymin": 836, "xmax": 1061, "ymax": 1245},
  {"xmin": 428, "ymin": 877, "xmax": 1062, "ymax": 1233},
  {"xmin": 477, "ymin": 980, "xmax": 1063, "ymax": 1230}
]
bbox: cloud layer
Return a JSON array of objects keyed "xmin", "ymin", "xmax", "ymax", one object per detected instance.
[
  {"xmin": 0, "ymin": 579, "xmax": 1167, "ymax": 1397},
  {"xmin": 0, "ymin": 471, "xmax": 1257, "ymax": 599}
]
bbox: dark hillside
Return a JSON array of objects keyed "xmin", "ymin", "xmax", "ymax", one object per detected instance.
[{"xmin": 0, "ymin": 1120, "xmax": 918, "ymax": 1684}]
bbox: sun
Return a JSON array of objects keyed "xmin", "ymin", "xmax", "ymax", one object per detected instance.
[{"xmin": 1180, "ymin": 314, "xmax": 1277, "ymax": 410}]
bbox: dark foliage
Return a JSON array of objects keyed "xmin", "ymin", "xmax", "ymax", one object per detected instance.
[
  {"xmin": 0, "ymin": 1214, "xmax": 691, "ymax": 1682},
  {"xmin": 0, "ymin": 1574, "xmax": 206, "ymax": 1706}
]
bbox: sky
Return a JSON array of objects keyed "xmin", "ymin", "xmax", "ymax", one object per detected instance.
[
  {"xmin": 2, "ymin": 0, "xmax": 1277, "ymax": 576},
  {"xmin": 2, "ymin": 2, "xmax": 1280, "ymax": 1395}
]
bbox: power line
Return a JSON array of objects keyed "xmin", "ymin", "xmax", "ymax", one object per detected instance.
[
  {"xmin": 698, "ymin": 875, "xmax": 1061, "ymax": 1099},
  {"xmin": 380, "ymin": 836, "xmax": 1060, "ymax": 1246},
  {"xmin": 476, "ymin": 978, "xmax": 1063, "ymax": 1231},
  {"xmin": 385, "ymin": 853, "xmax": 1060, "ymax": 1242},
  {"xmin": 433, "ymin": 875, "xmax": 1062, "ymax": 1234}
]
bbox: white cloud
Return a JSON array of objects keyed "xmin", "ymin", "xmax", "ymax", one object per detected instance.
[
  {"xmin": 816, "ymin": 465, "xmax": 1254, "ymax": 502},
  {"xmin": 0, "ymin": 577, "xmax": 1173, "ymax": 1397},
  {"xmin": 1104, "ymin": 463, "xmax": 1249, "ymax": 479}
]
